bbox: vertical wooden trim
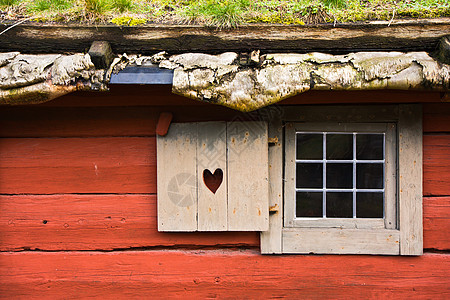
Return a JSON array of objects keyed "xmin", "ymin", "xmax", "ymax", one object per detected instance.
[
  {"xmin": 197, "ymin": 122, "xmax": 228, "ymax": 231},
  {"xmin": 385, "ymin": 123, "xmax": 397, "ymax": 229},
  {"xmin": 399, "ymin": 104, "xmax": 423, "ymax": 255},
  {"xmin": 261, "ymin": 119, "xmax": 283, "ymax": 253},
  {"xmin": 157, "ymin": 123, "xmax": 198, "ymax": 232},
  {"xmin": 283, "ymin": 123, "xmax": 296, "ymax": 228},
  {"xmin": 227, "ymin": 122, "xmax": 269, "ymax": 231}
]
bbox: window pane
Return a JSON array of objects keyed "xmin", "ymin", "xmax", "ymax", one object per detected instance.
[
  {"xmin": 326, "ymin": 192, "xmax": 353, "ymax": 218},
  {"xmin": 296, "ymin": 133, "xmax": 323, "ymax": 159},
  {"xmin": 296, "ymin": 192, "xmax": 323, "ymax": 217},
  {"xmin": 356, "ymin": 134, "xmax": 384, "ymax": 160},
  {"xmin": 326, "ymin": 134, "xmax": 353, "ymax": 160},
  {"xmin": 296, "ymin": 163, "xmax": 322, "ymax": 188},
  {"xmin": 356, "ymin": 163, "xmax": 383, "ymax": 189},
  {"xmin": 357, "ymin": 193, "xmax": 383, "ymax": 218},
  {"xmin": 326, "ymin": 163, "xmax": 353, "ymax": 188}
]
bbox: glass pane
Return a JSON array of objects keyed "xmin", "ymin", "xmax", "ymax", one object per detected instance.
[
  {"xmin": 326, "ymin": 163, "xmax": 353, "ymax": 188},
  {"xmin": 356, "ymin": 163, "xmax": 383, "ymax": 189},
  {"xmin": 326, "ymin": 192, "xmax": 353, "ymax": 218},
  {"xmin": 296, "ymin": 192, "xmax": 323, "ymax": 217},
  {"xmin": 326, "ymin": 134, "xmax": 353, "ymax": 160},
  {"xmin": 356, "ymin": 134, "xmax": 384, "ymax": 160},
  {"xmin": 357, "ymin": 192, "xmax": 383, "ymax": 218},
  {"xmin": 296, "ymin": 133, "xmax": 323, "ymax": 160},
  {"xmin": 296, "ymin": 163, "xmax": 323, "ymax": 188}
]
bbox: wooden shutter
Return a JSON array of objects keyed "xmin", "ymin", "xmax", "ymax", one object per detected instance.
[{"xmin": 157, "ymin": 121, "xmax": 269, "ymax": 232}]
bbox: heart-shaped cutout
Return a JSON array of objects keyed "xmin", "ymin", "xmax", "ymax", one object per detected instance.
[{"xmin": 203, "ymin": 168, "xmax": 223, "ymax": 194}]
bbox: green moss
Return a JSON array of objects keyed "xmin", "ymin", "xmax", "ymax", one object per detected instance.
[
  {"xmin": 111, "ymin": 15, "xmax": 146, "ymax": 26},
  {"xmin": 248, "ymin": 13, "xmax": 305, "ymax": 25},
  {"xmin": 1, "ymin": 0, "xmax": 449, "ymax": 26}
]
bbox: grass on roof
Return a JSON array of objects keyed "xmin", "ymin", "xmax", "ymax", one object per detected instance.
[{"xmin": 0, "ymin": 0, "xmax": 449, "ymax": 28}]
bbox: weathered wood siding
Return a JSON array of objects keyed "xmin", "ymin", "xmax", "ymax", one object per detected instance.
[{"xmin": 0, "ymin": 87, "xmax": 449, "ymax": 297}]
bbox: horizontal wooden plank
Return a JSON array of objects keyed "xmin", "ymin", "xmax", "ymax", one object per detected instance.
[
  {"xmin": 36, "ymin": 87, "xmax": 442, "ymax": 107},
  {"xmin": 0, "ymin": 251, "xmax": 448, "ymax": 298},
  {"xmin": 424, "ymin": 197, "xmax": 450, "ymax": 250},
  {"xmin": 1, "ymin": 91, "xmax": 443, "ymax": 138},
  {"xmin": 0, "ymin": 106, "xmax": 159, "ymax": 138},
  {"xmin": 0, "ymin": 195, "xmax": 258, "ymax": 251},
  {"xmin": 0, "ymin": 195, "xmax": 447, "ymax": 251},
  {"xmin": 423, "ymin": 103, "xmax": 450, "ymax": 133},
  {"xmin": 423, "ymin": 135, "xmax": 450, "ymax": 196},
  {"xmin": 0, "ymin": 106, "xmax": 243, "ymax": 138},
  {"xmin": 0, "ymin": 135, "xmax": 447, "ymax": 195},
  {"xmin": 280, "ymin": 90, "xmax": 442, "ymax": 106},
  {"xmin": 283, "ymin": 228, "xmax": 400, "ymax": 255},
  {"xmin": 0, "ymin": 137, "xmax": 156, "ymax": 194},
  {"xmin": 39, "ymin": 85, "xmax": 205, "ymax": 107},
  {"xmin": 1, "ymin": 20, "xmax": 449, "ymax": 54}
]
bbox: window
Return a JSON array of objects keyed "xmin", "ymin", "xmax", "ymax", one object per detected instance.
[
  {"xmin": 261, "ymin": 105, "xmax": 423, "ymax": 255},
  {"xmin": 285, "ymin": 124, "xmax": 396, "ymax": 229}
]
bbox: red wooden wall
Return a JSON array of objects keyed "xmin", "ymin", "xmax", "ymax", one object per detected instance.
[{"xmin": 0, "ymin": 86, "xmax": 449, "ymax": 298}]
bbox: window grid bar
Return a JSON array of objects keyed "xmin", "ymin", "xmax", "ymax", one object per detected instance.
[
  {"xmin": 296, "ymin": 188, "xmax": 385, "ymax": 192},
  {"xmin": 323, "ymin": 133, "xmax": 327, "ymax": 218},
  {"xmin": 296, "ymin": 159, "xmax": 385, "ymax": 163},
  {"xmin": 295, "ymin": 131, "xmax": 386, "ymax": 220},
  {"xmin": 353, "ymin": 133, "xmax": 357, "ymax": 218}
]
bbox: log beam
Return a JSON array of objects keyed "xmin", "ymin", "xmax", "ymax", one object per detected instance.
[{"xmin": 0, "ymin": 19, "xmax": 449, "ymax": 54}]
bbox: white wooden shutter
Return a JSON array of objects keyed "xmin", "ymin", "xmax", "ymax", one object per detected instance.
[{"xmin": 157, "ymin": 121, "xmax": 269, "ymax": 232}]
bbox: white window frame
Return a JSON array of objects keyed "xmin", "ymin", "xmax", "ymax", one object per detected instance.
[
  {"xmin": 284, "ymin": 123, "xmax": 396, "ymax": 230},
  {"xmin": 261, "ymin": 104, "xmax": 423, "ymax": 255}
]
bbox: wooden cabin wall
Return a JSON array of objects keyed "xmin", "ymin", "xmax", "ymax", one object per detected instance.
[{"xmin": 0, "ymin": 86, "xmax": 449, "ymax": 298}]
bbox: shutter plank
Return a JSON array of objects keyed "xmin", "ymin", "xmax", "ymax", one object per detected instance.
[
  {"xmin": 227, "ymin": 122, "xmax": 269, "ymax": 231},
  {"xmin": 197, "ymin": 122, "xmax": 228, "ymax": 231},
  {"xmin": 157, "ymin": 123, "xmax": 198, "ymax": 231}
]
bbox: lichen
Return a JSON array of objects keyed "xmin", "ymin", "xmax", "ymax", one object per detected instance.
[
  {"xmin": 110, "ymin": 16, "xmax": 146, "ymax": 26},
  {"xmin": 159, "ymin": 51, "xmax": 450, "ymax": 112}
]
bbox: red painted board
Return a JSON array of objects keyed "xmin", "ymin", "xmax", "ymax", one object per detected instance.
[
  {"xmin": 0, "ymin": 194, "xmax": 259, "ymax": 251},
  {"xmin": 423, "ymin": 103, "xmax": 450, "ymax": 133},
  {"xmin": 0, "ymin": 106, "xmax": 242, "ymax": 138},
  {"xmin": 0, "ymin": 251, "xmax": 449, "ymax": 298},
  {"xmin": 0, "ymin": 194, "xmax": 447, "ymax": 251},
  {"xmin": 1, "ymin": 135, "xmax": 448, "ymax": 195},
  {"xmin": 423, "ymin": 196, "xmax": 450, "ymax": 250},
  {"xmin": 39, "ymin": 85, "xmax": 205, "ymax": 107},
  {"xmin": 0, "ymin": 106, "xmax": 160, "ymax": 138},
  {"xmin": 0, "ymin": 137, "xmax": 156, "ymax": 194},
  {"xmin": 2, "ymin": 102, "xmax": 448, "ymax": 139},
  {"xmin": 423, "ymin": 135, "xmax": 450, "ymax": 196},
  {"xmin": 39, "ymin": 85, "xmax": 442, "ymax": 107}
]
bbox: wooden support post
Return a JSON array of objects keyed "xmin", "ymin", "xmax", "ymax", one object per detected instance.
[
  {"xmin": 437, "ymin": 36, "xmax": 450, "ymax": 65},
  {"xmin": 88, "ymin": 41, "xmax": 113, "ymax": 69}
]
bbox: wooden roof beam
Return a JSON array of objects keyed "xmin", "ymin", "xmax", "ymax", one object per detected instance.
[{"xmin": 0, "ymin": 19, "xmax": 449, "ymax": 54}]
